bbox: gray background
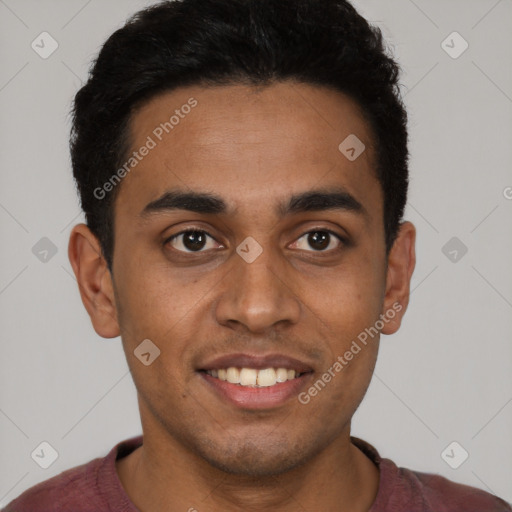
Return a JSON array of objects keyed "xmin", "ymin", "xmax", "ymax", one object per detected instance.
[{"xmin": 1, "ymin": 0, "xmax": 511, "ymax": 506}]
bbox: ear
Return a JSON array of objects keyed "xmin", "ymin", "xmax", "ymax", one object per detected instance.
[
  {"xmin": 380, "ymin": 221, "xmax": 416, "ymax": 335},
  {"xmin": 68, "ymin": 223, "xmax": 120, "ymax": 338}
]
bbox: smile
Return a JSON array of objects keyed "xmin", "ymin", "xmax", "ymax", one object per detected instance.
[{"xmin": 204, "ymin": 367, "xmax": 306, "ymax": 387}]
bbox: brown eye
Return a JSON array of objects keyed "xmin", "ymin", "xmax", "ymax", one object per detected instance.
[
  {"xmin": 166, "ymin": 230, "xmax": 219, "ymax": 253},
  {"xmin": 294, "ymin": 230, "xmax": 344, "ymax": 252}
]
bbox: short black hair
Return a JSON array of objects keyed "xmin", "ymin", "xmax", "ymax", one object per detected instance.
[{"xmin": 70, "ymin": 0, "xmax": 408, "ymax": 271}]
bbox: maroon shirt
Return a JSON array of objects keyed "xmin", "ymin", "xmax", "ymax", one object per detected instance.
[{"xmin": 4, "ymin": 435, "xmax": 511, "ymax": 511}]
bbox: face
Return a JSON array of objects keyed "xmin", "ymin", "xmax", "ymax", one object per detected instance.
[{"xmin": 70, "ymin": 81, "xmax": 415, "ymax": 477}]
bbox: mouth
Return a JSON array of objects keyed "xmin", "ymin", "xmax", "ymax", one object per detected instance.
[{"xmin": 196, "ymin": 353, "xmax": 315, "ymax": 409}]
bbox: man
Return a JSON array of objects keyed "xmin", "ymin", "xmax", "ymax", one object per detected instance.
[{"xmin": 5, "ymin": 0, "xmax": 511, "ymax": 510}]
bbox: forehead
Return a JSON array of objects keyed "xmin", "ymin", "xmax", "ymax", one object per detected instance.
[{"xmin": 116, "ymin": 81, "xmax": 381, "ymax": 220}]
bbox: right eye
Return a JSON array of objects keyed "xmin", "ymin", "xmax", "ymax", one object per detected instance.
[{"xmin": 164, "ymin": 229, "xmax": 222, "ymax": 253}]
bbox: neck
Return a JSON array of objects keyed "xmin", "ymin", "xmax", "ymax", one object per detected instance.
[{"xmin": 116, "ymin": 426, "xmax": 379, "ymax": 512}]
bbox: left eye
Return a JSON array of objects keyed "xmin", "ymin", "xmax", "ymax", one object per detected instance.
[
  {"xmin": 292, "ymin": 230, "xmax": 344, "ymax": 252},
  {"xmin": 166, "ymin": 230, "xmax": 220, "ymax": 253}
]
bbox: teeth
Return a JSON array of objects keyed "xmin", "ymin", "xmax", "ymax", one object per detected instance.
[
  {"xmin": 276, "ymin": 368, "xmax": 288, "ymax": 382},
  {"xmin": 226, "ymin": 367, "xmax": 240, "ymax": 384},
  {"xmin": 240, "ymin": 368, "xmax": 257, "ymax": 386},
  {"xmin": 257, "ymin": 368, "xmax": 276, "ymax": 386},
  {"xmin": 206, "ymin": 367, "xmax": 301, "ymax": 387}
]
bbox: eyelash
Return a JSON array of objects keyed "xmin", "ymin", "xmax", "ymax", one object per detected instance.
[{"xmin": 164, "ymin": 228, "xmax": 347, "ymax": 254}]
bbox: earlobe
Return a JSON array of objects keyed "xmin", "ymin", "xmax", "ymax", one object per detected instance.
[
  {"xmin": 380, "ymin": 221, "xmax": 416, "ymax": 335},
  {"xmin": 68, "ymin": 224, "xmax": 120, "ymax": 338}
]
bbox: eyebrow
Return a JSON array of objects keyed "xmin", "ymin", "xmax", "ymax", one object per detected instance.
[{"xmin": 140, "ymin": 187, "xmax": 367, "ymax": 219}]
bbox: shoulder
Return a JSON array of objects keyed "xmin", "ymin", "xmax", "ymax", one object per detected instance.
[
  {"xmin": 3, "ymin": 435, "xmax": 143, "ymax": 512},
  {"xmin": 351, "ymin": 437, "xmax": 511, "ymax": 512},
  {"xmin": 394, "ymin": 466, "xmax": 512, "ymax": 512},
  {"xmin": 2, "ymin": 457, "xmax": 104, "ymax": 512}
]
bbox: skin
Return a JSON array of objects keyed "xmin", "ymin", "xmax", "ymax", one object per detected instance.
[{"xmin": 69, "ymin": 81, "xmax": 416, "ymax": 512}]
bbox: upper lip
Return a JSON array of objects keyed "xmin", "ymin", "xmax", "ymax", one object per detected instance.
[{"xmin": 198, "ymin": 353, "xmax": 315, "ymax": 373}]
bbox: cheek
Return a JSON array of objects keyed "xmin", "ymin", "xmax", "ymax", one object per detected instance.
[
  {"xmin": 113, "ymin": 266, "xmax": 197, "ymax": 398},
  {"xmin": 313, "ymin": 263, "xmax": 384, "ymax": 333},
  {"xmin": 113, "ymin": 258, "xmax": 216, "ymax": 378},
  {"xmin": 113, "ymin": 262, "xmax": 175, "ymax": 345},
  {"xmin": 304, "ymin": 255, "xmax": 385, "ymax": 378},
  {"xmin": 115, "ymin": 249, "xmax": 176, "ymax": 311},
  {"xmin": 312, "ymin": 286, "xmax": 381, "ymax": 411}
]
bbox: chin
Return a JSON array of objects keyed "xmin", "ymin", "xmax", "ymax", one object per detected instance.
[{"xmin": 195, "ymin": 436, "xmax": 313, "ymax": 477}]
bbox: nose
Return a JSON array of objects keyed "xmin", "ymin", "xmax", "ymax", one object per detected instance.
[{"xmin": 215, "ymin": 244, "xmax": 301, "ymax": 334}]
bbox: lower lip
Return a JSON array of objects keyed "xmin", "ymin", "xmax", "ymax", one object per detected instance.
[{"xmin": 199, "ymin": 371, "xmax": 313, "ymax": 410}]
